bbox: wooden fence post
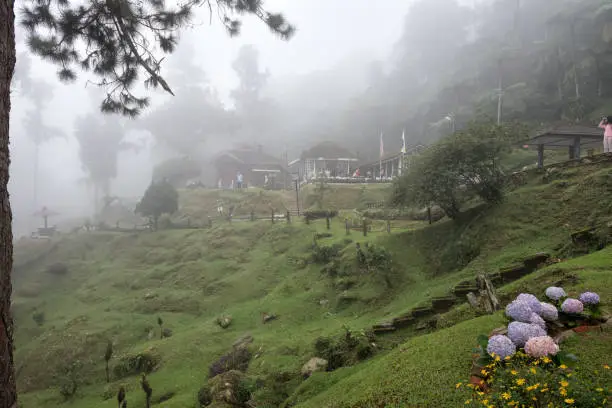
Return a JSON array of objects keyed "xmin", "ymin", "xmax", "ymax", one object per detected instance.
[
  {"xmin": 362, "ymin": 219, "xmax": 367, "ymax": 237},
  {"xmin": 286, "ymin": 210, "xmax": 291, "ymax": 224},
  {"xmin": 386, "ymin": 218, "xmax": 391, "ymax": 234},
  {"xmin": 326, "ymin": 213, "xmax": 331, "ymax": 230},
  {"xmin": 345, "ymin": 218, "xmax": 350, "ymax": 235},
  {"xmin": 271, "ymin": 209, "xmax": 275, "ymax": 224},
  {"xmin": 250, "ymin": 210, "xmax": 255, "ymax": 221},
  {"xmin": 208, "ymin": 216, "xmax": 212, "ymax": 228}
]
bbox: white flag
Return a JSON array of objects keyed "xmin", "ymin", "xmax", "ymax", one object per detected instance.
[{"xmin": 401, "ymin": 130, "xmax": 406, "ymax": 154}]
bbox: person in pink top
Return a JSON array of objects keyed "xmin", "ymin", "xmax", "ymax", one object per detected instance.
[{"xmin": 598, "ymin": 116, "xmax": 612, "ymax": 153}]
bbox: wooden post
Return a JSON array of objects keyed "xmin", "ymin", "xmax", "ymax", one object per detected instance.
[
  {"xmin": 386, "ymin": 218, "xmax": 391, "ymax": 234},
  {"xmin": 537, "ymin": 144, "xmax": 544, "ymax": 168},
  {"xmin": 427, "ymin": 207, "xmax": 432, "ymax": 225},
  {"xmin": 250, "ymin": 210, "xmax": 255, "ymax": 221},
  {"xmin": 573, "ymin": 136, "xmax": 581, "ymax": 160},
  {"xmin": 345, "ymin": 218, "xmax": 350, "ymax": 235},
  {"xmin": 208, "ymin": 216, "xmax": 212, "ymax": 228},
  {"xmin": 271, "ymin": 209, "xmax": 275, "ymax": 224},
  {"xmin": 362, "ymin": 219, "xmax": 367, "ymax": 237},
  {"xmin": 286, "ymin": 210, "xmax": 291, "ymax": 224},
  {"xmin": 326, "ymin": 213, "xmax": 330, "ymax": 230}
]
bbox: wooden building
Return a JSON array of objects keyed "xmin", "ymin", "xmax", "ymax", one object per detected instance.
[{"xmin": 214, "ymin": 146, "xmax": 290, "ymax": 189}]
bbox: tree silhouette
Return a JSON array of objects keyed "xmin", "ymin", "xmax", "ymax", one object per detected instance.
[
  {"xmin": 0, "ymin": 2, "xmax": 294, "ymax": 406},
  {"xmin": 135, "ymin": 181, "xmax": 178, "ymax": 230}
]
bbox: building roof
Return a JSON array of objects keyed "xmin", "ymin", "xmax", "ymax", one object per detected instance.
[
  {"xmin": 300, "ymin": 141, "xmax": 357, "ymax": 160},
  {"xmin": 522, "ymin": 126, "xmax": 603, "ymax": 150},
  {"xmin": 215, "ymin": 147, "xmax": 287, "ymax": 170}
]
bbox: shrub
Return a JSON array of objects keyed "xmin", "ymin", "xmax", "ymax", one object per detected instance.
[
  {"xmin": 113, "ymin": 349, "xmax": 161, "ymax": 379},
  {"xmin": 461, "ymin": 352, "xmax": 610, "ymax": 408},
  {"xmin": 310, "ymin": 243, "xmax": 342, "ymax": 264},
  {"xmin": 45, "ymin": 262, "xmax": 68, "ymax": 275},
  {"xmin": 31, "ymin": 310, "xmax": 45, "ymax": 326},
  {"xmin": 197, "ymin": 386, "xmax": 212, "ymax": 407},
  {"xmin": 303, "ymin": 210, "xmax": 338, "ymax": 221},
  {"xmin": 54, "ymin": 360, "xmax": 83, "ymax": 400},
  {"xmin": 208, "ymin": 348, "xmax": 252, "ymax": 379},
  {"xmin": 312, "ymin": 327, "xmax": 376, "ymax": 371}
]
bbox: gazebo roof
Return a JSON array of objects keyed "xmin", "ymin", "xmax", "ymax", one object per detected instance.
[{"xmin": 522, "ymin": 126, "xmax": 602, "ymax": 150}]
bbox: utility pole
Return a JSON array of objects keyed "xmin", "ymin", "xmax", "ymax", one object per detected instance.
[
  {"xmin": 295, "ymin": 179, "xmax": 300, "ymax": 216},
  {"xmin": 497, "ymin": 58, "xmax": 504, "ymax": 125}
]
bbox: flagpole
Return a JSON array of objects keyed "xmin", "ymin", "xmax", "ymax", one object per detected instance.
[{"xmin": 379, "ymin": 132, "xmax": 383, "ymax": 179}]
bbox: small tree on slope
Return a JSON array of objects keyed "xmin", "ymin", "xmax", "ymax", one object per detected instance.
[{"xmin": 136, "ymin": 180, "xmax": 178, "ymax": 230}]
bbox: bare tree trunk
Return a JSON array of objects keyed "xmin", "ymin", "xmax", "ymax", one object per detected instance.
[{"xmin": 0, "ymin": 0, "xmax": 17, "ymax": 407}]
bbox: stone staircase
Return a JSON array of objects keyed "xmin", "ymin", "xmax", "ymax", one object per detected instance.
[{"xmin": 372, "ymin": 252, "xmax": 552, "ymax": 335}]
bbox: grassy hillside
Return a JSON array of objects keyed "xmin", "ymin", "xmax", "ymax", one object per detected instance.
[{"xmin": 11, "ymin": 158, "xmax": 612, "ymax": 407}]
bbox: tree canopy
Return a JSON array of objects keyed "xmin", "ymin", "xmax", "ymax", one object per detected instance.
[
  {"xmin": 392, "ymin": 121, "xmax": 528, "ymax": 219},
  {"xmin": 135, "ymin": 179, "xmax": 179, "ymax": 229},
  {"xmin": 21, "ymin": 0, "xmax": 295, "ymax": 116}
]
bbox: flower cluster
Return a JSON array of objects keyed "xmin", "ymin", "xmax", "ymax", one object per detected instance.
[
  {"xmin": 579, "ymin": 292, "xmax": 600, "ymax": 305},
  {"xmin": 524, "ymin": 336, "xmax": 559, "ymax": 358},
  {"xmin": 505, "ymin": 299, "xmax": 534, "ymax": 323},
  {"xmin": 516, "ymin": 293, "xmax": 542, "ymax": 314},
  {"xmin": 545, "ymin": 286, "xmax": 566, "ymax": 301},
  {"xmin": 508, "ymin": 321, "xmax": 546, "ymax": 347},
  {"xmin": 459, "ymin": 354, "xmax": 611, "ymax": 408},
  {"xmin": 486, "ymin": 335, "xmax": 516, "ymax": 359},
  {"xmin": 561, "ymin": 298, "xmax": 584, "ymax": 314},
  {"xmin": 539, "ymin": 302, "xmax": 559, "ymax": 321}
]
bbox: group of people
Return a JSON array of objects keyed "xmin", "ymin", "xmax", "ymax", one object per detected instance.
[{"xmin": 217, "ymin": 171, "xmax": 244, "ymax": 190}]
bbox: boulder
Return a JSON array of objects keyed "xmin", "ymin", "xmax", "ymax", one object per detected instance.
[
  {"xmin": 232, "ymin": 334, "xmax": 253, "ymax": 350},
  {"xmin": 301, "ymin": 357, "xmax": 328, "ymax": 378},
  {"xmin": 208, "ymin": 370, "xmax": 249, "ymax": 406},
  {"xmin": 217, "ymin": 316, "xmax": 232, "ymax": 329}
]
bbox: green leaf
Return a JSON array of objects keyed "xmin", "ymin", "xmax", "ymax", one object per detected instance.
[
  {"xmin": 477, "ymin": 334, "xmax": 489, "ymax": 350},
  {"xmin": 476, "ymin": 356, "xmax": 492, "ymax": 367}
]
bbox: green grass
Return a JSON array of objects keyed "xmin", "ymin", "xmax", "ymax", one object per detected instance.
[{"xmin": 12, "ymin": 159, "xmax": 612, "ymax": 407}]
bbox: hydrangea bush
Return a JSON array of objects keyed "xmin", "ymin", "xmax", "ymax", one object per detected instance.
[{"xmin": 462, "ymin": 287, "xmax": 607, "ymax": 407}]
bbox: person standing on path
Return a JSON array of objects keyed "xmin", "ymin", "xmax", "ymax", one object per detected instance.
[{"xmin": 598, "ymin": 116, "xmax": 612, "ymax": 153}]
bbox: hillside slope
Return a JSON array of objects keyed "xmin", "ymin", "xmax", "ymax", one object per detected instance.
[{"xmin": 12, "ymin": 158, "xmax": 612, "ymax": 407}]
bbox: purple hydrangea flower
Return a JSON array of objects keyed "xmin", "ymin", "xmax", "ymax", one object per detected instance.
[
  {"xmin": 505, "ymin": 299, "xmax": 533, "ymax": 322},
  {"xmin": 486, "ymin": 335, "xmax": 516, "ymax": 359},
  {"xmin": 538, "ymin": 302, "xmax": 559, "ymax": 321},
  {"xmin": 530, "ymin": 312, "xmax": 546, "ymax": 330},
  {"xmin": 507, "ymin": 321, "xmax": 546, "ymax": 347},
  {"xmin": 561, "ymin": 298, "xmax": 584, "ymax": 314},
  {"xmin": 545, "ymin": 287, "xmax": 566, "ymax": 301},
  {"xmin": 516, "ymin": 293, "xmax": 542, "ymax": 314},
  {"xmin": 579, "ymin": 292, "xmax": 600, "ymax": 305}
]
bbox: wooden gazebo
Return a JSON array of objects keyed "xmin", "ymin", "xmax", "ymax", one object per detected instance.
[{"xmin": 522, "ymin": 126, "xmax": 603, "ymax": 168}]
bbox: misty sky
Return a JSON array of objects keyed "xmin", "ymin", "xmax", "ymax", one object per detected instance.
[{"xmin": 11, "ymin": 0, "xmax": 484, "ymax": 236}]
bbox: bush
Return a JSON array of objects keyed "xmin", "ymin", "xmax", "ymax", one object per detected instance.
[
  {"xmin": 303, "ymin": 210, "xmax": 338, "ymax": 221},
  {"xmin": 55, "ymin": 360, "xmax": 83, "ymax": 400},
  {"xmin": 113, "ymin": 349, "xmax": 161, "ymax": 379},
  {"xmin": 31, "ymin": 310, "xmax": 45, "ymax": 326},
  {"xmin": 461, "ymin": 352, "xmax": 611, "ymax": 407},
  {"xmin": 209, "ymin": 348, "xmax": 252, "ymax": 379},
  {"xmin": 197, "ymin": 386, "xmax": 213, "ymax": 407},
  {"xmin": 310, "ymin": 243, "xmax": 342, "ymax": 264},
  {"xmin": 312, "ymin": 327, "xmax": 376, "ymax": 371},
  {"xmin": 45, "ymin": 262, "xmax": 68, "ymax": 275}
]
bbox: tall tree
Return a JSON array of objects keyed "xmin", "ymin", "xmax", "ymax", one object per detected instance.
[
  {"xmin": 231, "ymin": 44, "xmax": 269, "ymax": 111},
  {"xmin": 0, "ymin": 2, "xmax": 294, "ymax": 407}
]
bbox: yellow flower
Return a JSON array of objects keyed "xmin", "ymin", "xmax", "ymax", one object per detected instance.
[
  {"xmin": 505, "ymin": 356, "xmax": 511, "ymax": 361},
  {"xmin": 564, "ymin": 398, "xmax": 574, "ymax": 404},
  {"xmin": 495, "ymin": 356, "xmax": 501, "ymax": 362},
  {"xmin": 560, "ymin": 388, "xmax": 567, "ymax": 396},
  {"xmin": 530, "ymin": 367, "xmax": 537, "ymax": 374},
  {"xmin": 482, "ymin": 399, "xmax": 489, "ymax": 405},
  {"xmin": 542, "ymin": 357, "xmax": 551, "ymax": 363},
  {"xmin": 510, "ymin": 370, "xmax": 518, "ymax": 375},
  {"xmin": 481, "ymin": 369, "xmax": 488, "ymax": 376},
  {"xmin": 516, "ymin": 378, "xmax": 526, "ymax": 386},
  {"xmin": 596, "ymin": 388, "xmax": 603, "ymax": 392},
  {"xmin": 560, "ymin": 364, "xmax": 568, "ymax": 369},
  {"xmin": 464, "ymin": 400, "xmax": 471, "ymax": 405},
  {"xmin": 560, "ymin": 380, "xmax": 569, "ymax": 387},
  {"xmin": 541, "ymin": 388, "xmax": 549, "ymax": 393},
  {"xmin": 501, "ymin": 392, "xmax": 511, "ymax": 400},
  {"xmin": 604, "ymin": 364, "xmax": 610, "ymax": 370},
  {"xmin": 456, "ymin": 382, "xmax": 462, "ymax": 389}
]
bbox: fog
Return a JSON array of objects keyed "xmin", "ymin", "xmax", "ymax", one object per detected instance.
[{"xmin": 11, "ymin": 0, "xmax": 597, "ymax": 237}]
